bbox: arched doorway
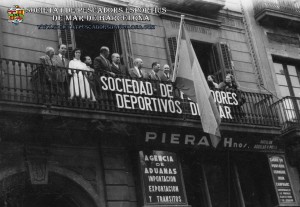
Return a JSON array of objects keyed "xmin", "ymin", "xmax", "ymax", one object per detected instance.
[{"xmin": 0, "ymin": 171, "xmax": 98, "ymax": 207}]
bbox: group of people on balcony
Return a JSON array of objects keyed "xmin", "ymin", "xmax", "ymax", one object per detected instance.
[
  {"xmin": 207, "ymin": 73, "xmax": 246, "ymax": 118},
  {"xmin": 36, "ymin": 44, "xmax": 172, "ymax": 102},
  {"xmin": 37, "ymin": 44, "xmax": 243, "ymax": 103},
  {"xmin": 207, "ymin": 73, "xmax": 239, "ymax": 90}
]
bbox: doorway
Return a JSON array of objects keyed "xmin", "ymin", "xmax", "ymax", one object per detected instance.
[
  {"xmin": 191, "ymin": 41, "xmax": 220, "ymax": 83},
  {"xmin": 73, "ymin": 21, "xmax": 122, "ymax": 63},
  {"xmin": 0, "ymin": 172, "xmax": 97, "ymax": 207}
]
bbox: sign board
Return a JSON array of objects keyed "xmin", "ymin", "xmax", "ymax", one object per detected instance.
[
  {"xmin": 100, "ymin": 76, "xmax": 240, "ymax": 119},
  {"xmin": 140, "ymin": 130, "xmax": 284, "ymax": 152},
  {"xmin": 268, "ymin": 155, "xmax": 297, "ymax": 206},
  {"xmin": 139, "ymin": 150, "xmax": 188, "ymax": 206}
]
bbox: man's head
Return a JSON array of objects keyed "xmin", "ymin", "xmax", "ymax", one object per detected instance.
[
  {"xmin": 133, "ymin": 58, "xmax": 143, "ymax": 69},
  {"xmin": 111, "ymin": 53, "xmax": 120, "ymax": 64},
  {"xmin": 152, "ymin": 62, "xmax": 160, "ymax": 73},
  {"xmin": 45, "ymin": 47, "xmax": 55, "ymax": 58},
  {"xmin": 100, "ymin": 46, "xmax": 110, "ymax": 58},
  {"xmin": 163, "ymin": 64, "xmax": 170, "ymax": 75},
  {"xmin": 58, "ymin": 44, "xmax": 67, "ymax": 56},
  {"xmin": 84, "ymin": 56, "xmax": 92, "ymax": 66}
]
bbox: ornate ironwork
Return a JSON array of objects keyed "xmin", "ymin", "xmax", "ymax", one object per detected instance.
[
  {"xmin": 0, "ymin": 58, "xmax": 280, "ymax": 127},
  {"xmin": 273, "ymin": 96, "xmax": 300, "ymax": 132},
  {"xmin": 254, "ymin": 0, "xmax": 300, "ymax": 18}
]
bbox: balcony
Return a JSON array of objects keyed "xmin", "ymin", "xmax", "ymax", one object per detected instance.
[
  {"xmin": 0, "ymin": 58, "xmax": 280, "ymax": 133},
  {"xmin": 273, "ymin": 96, "xmax": 300, "ymax": 139},
  {"xmin": 253, "ymin": 0, "xmax": 300, "ymax": 31}
]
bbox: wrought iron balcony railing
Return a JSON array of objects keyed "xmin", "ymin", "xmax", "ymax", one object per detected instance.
[
  {"xmin": 254, "ymin": 0, "xmax": 300, "ymax": 18},
  {"xmin": 0, "ymin": 58, "xmax": 280, "ymax": 127},
  {"xmin": 273, "ymin": 96, "xmax": 300, "ymax": 132},
  {"xmin": 253, "ymin": 0, "xmax": 300, "ymax": 30}
]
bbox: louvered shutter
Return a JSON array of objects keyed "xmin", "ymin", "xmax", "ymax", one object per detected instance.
[
  {"xmin": 167, "ymin": 38, "xmax": 234, "ymax": 81},
  {"xmin": 119, "ymin": 30, "xmax": 134, "ymax": 68},
  {"xmin": 57, "ymin": 20, "xmax": 76, "ymax": 59},
  {"xmin": 113, "ymin": 30, "xmax": 122, "ymax": 55},
  {"xmin": 213, "ymin": 42, "xmax": 234, "ymax": 80},
  {"xmin": 167, "ymin": 37, "xmax": 178, "ymax": 64}
]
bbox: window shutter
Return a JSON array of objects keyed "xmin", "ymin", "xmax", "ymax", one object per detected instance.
[
  {"xmin": 121, "ymin": 30, "xmax": 134, "ymax": 68},
  {"xmin": 166, "ymin": 38, "xmax": 235, "ymax": 82},
  {"xmin": 213, "ymin": 42, "xmax": 234, "ymax": 80},
  {"xmin": 113, "ymin": 30, "xmax": 122, "ymax": 55},
  {"xmin": 167, "ymin": 37, "xmax": 178, "ymax": 64},
  {"xmin": 57, "ymin": 20, "xmax": 76, "ymax": 59}
]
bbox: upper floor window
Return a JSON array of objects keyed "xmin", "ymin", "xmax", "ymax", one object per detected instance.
[
  {"xmin": 167, "ymin": 37, "xmax": 234, "ymax": 84},
  {"xmin": 273, "ymin": 57, "xmax": 300, "ymax": 122},
  {"xmin": 273, "ymin": 57, "xmax": 300, "ymax": 98},
  {"xmin": 58, "ymin": 20, "xmax": 132, "ymax": 68}
]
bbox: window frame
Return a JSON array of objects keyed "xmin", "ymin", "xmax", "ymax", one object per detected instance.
[{"xmin": 273, "ymin": 56, "xmax": 300, "ymax": 98}]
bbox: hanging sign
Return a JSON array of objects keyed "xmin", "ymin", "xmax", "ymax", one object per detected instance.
[
  {"xmin": 139, "ymin": 150, "xmax": 189, "ymax": 207},
  {"xmin": 268, "ymin": 155, "xmax": 297, "ymax": 206}
]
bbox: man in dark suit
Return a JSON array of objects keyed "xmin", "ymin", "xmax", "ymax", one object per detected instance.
[
  {"xmin": 146, "ymin": 62, "xmax": 161, "ymax": 94},
  {"xmin": 111, "ymin": 53, "xmax": 128, "ymax": 76},
  {"xmin": 147, "ymin": 62, "xmax": 161, "ymax": 81},
  {"xmin": 53, "ymin": 44, "xmax": 69, "ymax": 96},
  {"xmin": 128, "ymin": 58, "xmax": 145, "ymax": 79},
  {"xmin": 94, "ymin": 46, "xmax": 115, "ymax": 76},
  {"xmin": 159, "ymin": 64, "xmax": 171, "ymax": 82}
]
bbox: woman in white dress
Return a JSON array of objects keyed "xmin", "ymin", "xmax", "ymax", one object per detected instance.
[{"xmin": 68, "ymin": 48, "xmax": 96, "ymax": 101}]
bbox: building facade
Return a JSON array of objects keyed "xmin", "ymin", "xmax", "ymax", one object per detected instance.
[{"xmin": 0, "ymin": 0, "xmax": 299, "ymax": 207}]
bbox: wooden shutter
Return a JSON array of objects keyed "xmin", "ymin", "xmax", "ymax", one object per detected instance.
[
  {"xmin": 213, "ymin": 42, "xmax": 234, "ymax": 80},
  {"xmin": 167, "ymin": 37, "xmax": 178, "ymax": 64},
  {"xmin": 113, "ymin": 30, "xmax": 122, "ymax": 55},
  {"xmin": 166, "ymin": 38, "xmax": 235, "ymax": 82},
  {"xmin": 57, "ymin": 20, "xmax": 76, "ymax": 59},
  {"xmin": 120, "ymin": 30, "xmax": 134, "ymax": 68}
]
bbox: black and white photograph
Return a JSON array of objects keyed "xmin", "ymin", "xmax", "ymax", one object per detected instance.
[{"xmin": 0, "ymin": 0, "xmax": 300, "ymax": 206}]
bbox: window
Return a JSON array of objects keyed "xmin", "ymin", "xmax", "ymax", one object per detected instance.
[
  {"xmin": 192, "ymin": 41, "xmax": 220, "ymax": 82},
  {"xmin": 58, "ymin": 20, "xmax": 131, "ymax": 67},
  {"xmin": 180, "ymin": 151, "xmax": 277, "ymax": 207},
  {"xmin": 273, "ymin": 57, "xmax": 300, "ymax": 121},
  {"xmin": 167, "ymin": 37, "xmax": 234, "ymax": 83},
  {"xmin": 73, "ymin": 21, "xmax": 122, "ymax": 63},
  {"xmin": 273, "ymin": 59, "xmax": 300, "ymax": 98}
]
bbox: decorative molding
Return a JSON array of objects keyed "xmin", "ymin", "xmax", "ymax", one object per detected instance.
[
  {"xmin": 170, "ymin": 21, "xmax": 212, "ymax": 35},
  {"xmin": 27, "ymin": 159, "xmax": 48, "ymax": 184},
  {"xmin": 240, "ymin": 1, "xmax": 264, "ymax": 87},
  {"xmin": 128, "ymin": 0, "xmax": 159, "ymax": 7},
  {"xmin": 267, "ymin": 32, "xmax": 300, "ymax": 47},
  {"xmin": 218, "ymin": 10, "xmax": 244, "ymax": 30},
  {"xmin": 64, "ymin": 0, "xmax": 130, "ymax": 7},
  {"xmin": 25, "ymin": 146, "xmax": 50, "ymax": 185},
  {"xmin": 218, "ymin": 16, "xmax": 244, "ymax": 29},
  {"xmin": 159, "ymin": 10, "xmax": 222, "ymax": 28}
]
